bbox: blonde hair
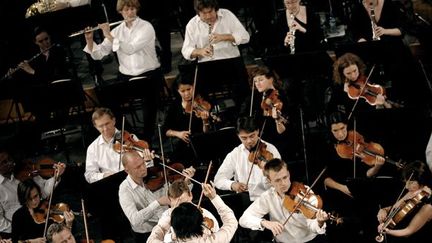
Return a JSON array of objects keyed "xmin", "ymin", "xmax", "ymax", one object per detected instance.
[
  {"xmin": 116, "ymin": 0, "xmax": 140, "ymax": 12},
  {"xmin": 91, "ymin": 107, "xmax": 115, "ymax": 125}
]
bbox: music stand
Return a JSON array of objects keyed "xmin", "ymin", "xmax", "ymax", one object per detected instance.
[{"xmin": 189, "ymin": 127, "xmax": 239, "ymax": 165}]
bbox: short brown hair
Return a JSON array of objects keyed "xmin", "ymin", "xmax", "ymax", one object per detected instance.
[
  {"xmin": 168, "ymin": 180, "xmax": 191, "ymax": 199},
  {"xmin": 91, "ymin": 107, "xmax": 115, "ymax": 125},
  {"xmin": 116, "ymin": 0, "xmax": 140, "ymax": 12},
  {"xmin": 333, "ymin": 53, "xmax": 366, "ymax": 85},
  {"xmin": 263, "ymin": 158, "xmax": 287, "ymax": 179}
]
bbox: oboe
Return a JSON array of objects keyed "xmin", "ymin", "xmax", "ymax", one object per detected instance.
[
  {"xmin": 208, "ymin": 23, "xmax": 214, "ymax": 58},
  {"xmin": 370, "ymin": 6, "xmax": 381, "ymax": 41}
]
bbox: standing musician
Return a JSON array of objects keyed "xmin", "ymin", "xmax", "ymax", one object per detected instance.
[
  {"xmin": 0, "ymin": 149, "xmax": 66, "ymax": 240},
  {"xmin": 376, "ymin": 161, "xmax": 432, "ymax": 242},
  {"xmin": 240, "ymin": 158, "xmax": 328, "ymax": 243},
  {"xmin": 147, "ymin": 183, "xmax": 238, "ymax": 242},
  {"xmin": 328, "ymin": 52, "xmax": 392, "ymax": 115},
  {"xmin": 119, "ymin": 151, "xmax": 196, "ymax": 242},
  {"xmin": 84, "ymin": 0, "xmax": 164, "ymax": 142},
  {"xmin": 152, "ymin": 180, "xmax": 220, "ymax": 242},
  {"xmin": 12, "ymin": 179, "xmax": 74, "ymax": 243},
  {"xmin": 164, "ymin": 75, "xmax": 211, "ymax": 164},
  {"xmin": 271, "ymin": 0, "xmax": 324, "ymax": 54},
  {"xmin": 322, "ymin": 111, "xmax": 386, "ymax": 242},
  {"xmin": 349, "ymin": 0, "xmax": 404, "ymax": 43},
  {"xmin": 214, "ymin": 116, "xmax": 281, "ymax": 201},
  {"xmin": 181, "ymin": 0, "xmax": 249, "ymax": 62},
  {"xmin": 240, "ymin": 66, "xmax": 298, "ymax": 161}
]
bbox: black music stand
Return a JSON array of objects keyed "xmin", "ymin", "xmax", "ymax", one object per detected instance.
[{"xmin": 189, "ymin": 127, "xmax": 238, "ymax": 165}]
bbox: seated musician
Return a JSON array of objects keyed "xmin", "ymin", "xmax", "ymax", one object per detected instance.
[
  {"xmin": 119, "ymin": 151, "xmax": 195, "ymax": 242},
  {"xmin": 328, "ymin": 52, "xmax": 392, "ymax": 114},
  {"xmin": 322, "ymin": 111, "xmax": 386, "ymax": 242},
  {"xmin": 84, "ymin": 0, "xmax": 164, "ymax": 141},
  {"xmin": 46, "ymin": 223, "xmax": 76, "ymax": 243},
  {"xmin": 164, "ymin": 75, "xmax": 211, "ymax": 164},
  {"xmin": 0, "ymin": 149, "xmax": 66, "ymax": 240},
  {"xmin": 240, "ymin": 158, "xmax": 328, "ymax": 243},
  {"xmin": 376, "ymin": 161, "xmax": 432, "ymax": 242},
  {"xmin": 147, "ymin": 183, "xmax": 238, "ymax": 242},
  {"xmin": 12, "ymin": 179, "xmax": 74, "ymax": 243},
  {"xmin": 214, "ymin": 116, "xmax": 281, "ymax": 201},
  {"xmin": 153, "ymin": 180, "xmax": 220, "ymax": 242}
]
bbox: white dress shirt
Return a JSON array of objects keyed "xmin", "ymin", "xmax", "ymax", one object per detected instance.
[
  {"xmin": 84, "ymin": 17, "xmax": 160, "ymax": 76},
  {"xmin": 239, "ymin": 187, "xmax": 326, "ymax": 243},
  {"xmin": 84, "ymin": 132, "xmax": 122, "ymax": 183},
  {"xmin": 214, "ymin": 140, "xmax": 280, "ymax": 201},
  {"xmin": 182, "ymin": 8, "xmax": 250, "ymax": 62},
  {"xmin": 426, "ymin": 132, "xmax": 432, "ymax": 172},
  {"xmin": 57, "ymin": 0, "xmax": 90, "ymax": 7},
  {"xmin": 159, "ymin": 207, "xmax": 220, "ymax": 242},
  {"xmin": 119, "ymin": 175, "xmax": 168, "ymax": 233},
  {"xmin": 0, "ymin": 174, "xmax": 56, "ymax": 233}
]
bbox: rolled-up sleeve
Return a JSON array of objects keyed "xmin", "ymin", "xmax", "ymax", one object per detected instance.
[{"xmin": 226, "ymin": 10, "xmax": 250, "ymax": 45}]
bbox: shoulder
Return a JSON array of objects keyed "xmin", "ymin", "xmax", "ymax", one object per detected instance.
[
  {"xmin": 186, "ymin": 15, "xmax": 201, "ymax": 28},
  {"xmin": 12, "ymin": 206, "xmax": 27, "ymax": 219}
]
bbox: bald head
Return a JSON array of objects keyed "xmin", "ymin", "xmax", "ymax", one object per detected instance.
[{"xmin": 122, "ymin": 151, "xmax": 147, "ymax": 180}]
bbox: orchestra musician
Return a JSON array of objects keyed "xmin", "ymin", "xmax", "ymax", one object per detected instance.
[
  {"xmin": 147, "ymin": 183, "xmax": 238, "ymax": 242},
  {"xmin": 12, "ymin": 179, "xmax": 74, "ymax": 243},
  {"xmin": 0, "ymin": 149, "xmax": 66, "ymax": 240},
  {"xmin": 322, "ymin": 111, "xmax": 386, "ymax": 242},
  {"xmin": 152, "ymin": 180, "xmax": 220, "ymax": 242},
  {"xmin": 426, "ymin": 132, "xmax": 432, "ymax": 173},
  {"xmin": 84, "ymin": 0, "xmax": 164, "ymax": 142},
  {"xmin": 328, "ymin": 52, "xmax": 392, "ymax": 115},
  {"xmin": 271, "ymin": 0, "xmax": 324, "ymax": 54},
  {"xmin": 164, "ymin": 75, "xmax": 210, "ymax": 164},
  {"xmin": 349, "ymin": 0, "xmax": 404, "ymax": 43},
  {"xmin": 376, "ymin": 161, "xmax": 432, "ymax": 243},
  {"xmin": 214, "ymin": 116, "xmax": 281, "ymax": 201},
  {"xmin": 240, "ymin": 66, "xmax": 298, "ymax": 161},
  {"xmin": 46, "ymin": 223, "xmax": 76, "ymax": 243},
  {"xmin": 119, "ymin": 151, "xmax": 196, "ymax": 242},
  {"xmin": 240, "ymin": 158, "xmax": 329, "ymax": 243}
]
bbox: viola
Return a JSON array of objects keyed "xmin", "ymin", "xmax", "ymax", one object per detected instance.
[
  {"xmin": 335, "ymin": 130, "xmax": 404, "ymax": 169},
  {"xmin": 376, "ymin": 188, "xmax": 431, "ymax": 242},
  {"xmin": 347, "ymin": 76, "xmax": 402, "ymax": 107},
  {"xmin": 261, "ymin": 89, "xmax": 288, "ymax": 124},
  {"xmin": 283, "ymin": 182, "xmax": 342, "ymax": 224},
  {"xmin": 15, "ymin": 157, "xmax": 58, "ymax": 181},
  {"xmin": 32, "ymin": 201, "xmax": 82, "ymax": 224},
  {"xmin": 248, "ymin": 142, "xmax": 273, "ymax": 169},
  {"xmin": 145, "ymin": 162, "xmax": 185, "ymax": 191}
]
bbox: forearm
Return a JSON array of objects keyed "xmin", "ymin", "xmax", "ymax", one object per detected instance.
[{"xmin": 384, "ymin": 28, "xmax": 402, "ymax": 36}]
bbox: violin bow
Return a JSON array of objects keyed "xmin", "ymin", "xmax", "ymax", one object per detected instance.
[
  {"xmin": 281, "ymin": 167, "xmax": 327, "ymax": 227},
  {"xmin": 353, "ymin": 119, "xmax": 357, "ymax": 179},
  {"xmin": 245, "ymin": 119, "xmax": 267, "ymax": 186},
  {"xmin": 347, "ymin": 64, "xmax": 376, "ymax": 121},
  {"xmin": 43, "ymin": 165, "xmax": 60, "ymax": 238},
  {"xmin": 158, "ymin": 162, "xmax": 202, "ymax": 186},
  {"xmin": 119, "ymin": 116, "xmax": 126, "ymax": 171},
  {"xmin": 188, "ymin": 63, "xmax": 199, "ymax": 132},
  {"xmin": 157, "ymin": 124, "xmax": 169, "ymax": 195},
  {"xmin": 197, "ymin": 161, "xmax": 213, "ymax": 208},
  {"xmin": 81, "ymin": 199, "xmax": 91, "ymax": 243},
  {"xmin": 249, "ymin": 76, "xmax": 255, "ymax": 117}
]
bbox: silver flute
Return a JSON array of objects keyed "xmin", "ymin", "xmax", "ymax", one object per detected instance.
[
  {"xmin": 370, "ymin": 7, "xmax": 381, "ymax": 41},
  {"xmin": 286, "ymin": 13, "xmax": 296, "ymax": 54}
]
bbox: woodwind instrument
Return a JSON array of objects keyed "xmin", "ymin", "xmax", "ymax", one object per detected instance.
[
  {"xmin": 208, "ymin": 23, "xmax": 214, "ymax": 58},
  {"xmin": 287, "ymin": 13, "xmax": 296, "ymax": 54},
  {"xmin": 370, "ymin": 6, "xmax": 381, "ymax": 41},
  {"xmin": 69, "ymin": 20, "xmax": 124, "ymax": 38}
]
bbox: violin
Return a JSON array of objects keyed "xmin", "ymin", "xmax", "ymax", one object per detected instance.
[
  {"xmin": 248, "ymin": 142, "xmax": 273, "ymax": 169},
  {"xmin": 375, "ymin": 188, "xmax": 431, "ymax": 242},
  {"xmin": 185, "ymin": 96, "xmax": 221, "ymax": 122},
  {"xmin": 335, "ymin": 130, "xmax": 404, "ymax": 169},
  {"xmin": 32, "ymin": 200, "xmax": 81, "ymax": 224},
  {"xmin": 347, "ymin": 76, "xmax": 402, "ymax": 107},
  {"xmin": 145, "ymin": 162, "xmax": 185, "ymax": 191},
  {"xmin": 113, "ymin": 131, "xmax": 149, "ymax": 154},
  {"xmin": 283, "ymin": 182, "xmax": 342, "ymax": 224},
  {"xmin": 15, "ymin": 157, "xmax": 59, "ymax": 181},
  {"xmin": 261, "ymin": 89, "xmax": 288, "ymax": 124}
]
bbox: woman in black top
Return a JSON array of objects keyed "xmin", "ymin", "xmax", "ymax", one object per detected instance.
[{"xmin": 12, "ymin": 179, "xmax": 74, "ymax": 243}]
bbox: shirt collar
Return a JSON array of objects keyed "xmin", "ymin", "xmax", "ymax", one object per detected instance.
[
  {"xmin": 97, "ymin": 129, "xmax": 119, "ymax": 145},
  {"xmin": 126, "ymin": 174, "xmax": 143, "ymax": 190}
]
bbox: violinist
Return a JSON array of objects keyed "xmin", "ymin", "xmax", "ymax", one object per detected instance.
[
  {"xmin": 46, "ymin": 223, "xmax": 75, "ymax": 243},
  {"xmin": 147, "ymin": 183, "xmax": 238, "ymax": 243},
  {"xmin": 376, "ymin": 161, "xmax": 432, "ymax": 242},
  {"xmin": 119, "ymin": 151, "xmax": 196, "ymax": 242},
  {"xmin": 240, "ymin": 66, "xmax": 297, "ymax": 161},
  {"xmin": 322, "ymin": 111, "xmax": 386, "ymax": 242},
  {"xmin": 214, "ymin": 116, "xmax": 281, "ymax": 201},
  {"xmin": 153, "ymin": 180, "xmax": 220, "ymax": 242},
  {"xmin": 12, "ymin": 179, "xmax": 75, "ymax": 243},
  {"xmin": 164, "ymin": 75, "xmax": 210, "ymax": 163},
  {"xmin": 328, "ymin": 52, "xmax": 392, "ymax": 114},
  {"xmin": 0, "ymin": 149, "xmax": 65, "ymax": 238},
  {"xmin": 240, "ymin": 158, "xmax": 328, "ymax": 243}
]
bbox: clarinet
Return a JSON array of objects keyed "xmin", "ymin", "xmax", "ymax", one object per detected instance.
[
  {"xmin": 287, "ymin": 13, "xmax": 296, "ymax": 54},
  {"xmin": 208, "ymin": 23, "xmax": 214, "ymax": 58},
  {"xmin": 370, "ymin": 6, "xmax": 381, "ymax": 41}
]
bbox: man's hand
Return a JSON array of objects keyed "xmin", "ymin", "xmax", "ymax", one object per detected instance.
[
  {"xmin": 182, "ymin": 166, "xmax": 196, "ymax": 184},
  {"xmin": 231, "ymin": 182, "xmax": 248, "ymax": 193},
  {"xmin": 261, "ymin": 220, "xmax": 284, "ymax": 236},
  {"xmin": 157, "ymin": 196, "xmax": 171, "ymax": 206}
]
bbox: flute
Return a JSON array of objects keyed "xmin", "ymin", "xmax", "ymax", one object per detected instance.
[{"xmin": 68, "ymin": 20, "xmax": 123, "ymax": 38}]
